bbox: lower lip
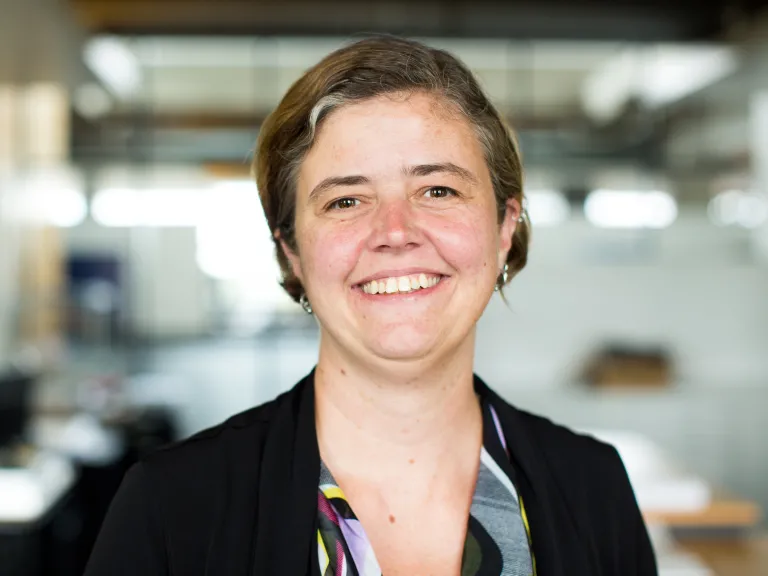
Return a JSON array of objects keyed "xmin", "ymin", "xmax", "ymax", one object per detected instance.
[{"xmin": 354, "ymin": 277, "xmax": 448, "ymax": 301}]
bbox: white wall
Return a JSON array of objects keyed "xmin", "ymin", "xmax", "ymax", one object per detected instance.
[
  {"xmin": 476, "ymin": 213, "xmax": 768, "ymax": 389},
  {"xmin": 477, "ymin": 264, "xmax": 768, "ymax": 388}
]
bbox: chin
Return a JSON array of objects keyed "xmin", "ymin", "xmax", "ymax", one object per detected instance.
[{"xmin": 364, "ymin": 329, "xmax": 444, "ymax": 362}]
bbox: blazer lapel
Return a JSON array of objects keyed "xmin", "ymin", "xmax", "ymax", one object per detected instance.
[
  {"xmin": 250, "ymin": 370, "xmax": 594, "ymax": 576},
  {"xmin": 251, "ymin": 371, "xmax": 320, "ymax": 576},
  {"xmin": 475, "ymin": 376, "xmax": 594, "ymax": 576}
]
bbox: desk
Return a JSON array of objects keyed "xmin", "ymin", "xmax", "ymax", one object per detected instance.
[
  {"xmin": 680, "ymin": 536, "xmax": 768, "ymax": 576},
  {"xmin": 645, "ymin": 496, "xmax": 764, "ymax": 576},
  {"xmin": 0, "ymin": 452, "xmax": 79, "ymax": 576},
  {"xmin": 645, "ymin": 497, "xmax": 762, "ymax": 529},
  {"xmin": 0, "ymin": 452, "xmax": 75, "ymax": 526}
]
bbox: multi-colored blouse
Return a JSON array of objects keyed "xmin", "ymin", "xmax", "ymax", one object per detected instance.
[{"xmin": 316, "ymin": 399, "xmax": 536, "ymax": 576}]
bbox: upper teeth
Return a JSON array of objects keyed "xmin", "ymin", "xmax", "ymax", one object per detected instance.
[{"xmin": 361, "ymin": 273, "xmax": 441, "ymax": 294}]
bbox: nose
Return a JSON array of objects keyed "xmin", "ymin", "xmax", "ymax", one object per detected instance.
[{"xmin": 368, "ymin": 198, "xmax": 421, "ymax": 253}]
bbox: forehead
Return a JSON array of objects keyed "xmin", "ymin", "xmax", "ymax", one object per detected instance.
[{"xmin": 300, "ymin": 92, "xmax": 487, "ymax": 179}]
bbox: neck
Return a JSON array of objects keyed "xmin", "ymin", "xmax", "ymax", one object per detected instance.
[{"xmin": 314, "ymin": 332, "xmax": 482, "ymax": 481}]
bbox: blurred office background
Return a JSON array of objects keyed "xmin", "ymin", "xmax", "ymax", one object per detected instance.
[{"xmin": 1, "ymin": 0, "xmax": 768, "ymax": 574}]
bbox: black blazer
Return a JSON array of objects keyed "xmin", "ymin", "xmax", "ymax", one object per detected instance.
[{"xmin": 84, "ymin": 370, "xmax": 657, "ymax": 575}]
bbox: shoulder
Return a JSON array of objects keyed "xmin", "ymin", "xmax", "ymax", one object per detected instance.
[
  {"xmin": 514, "ymin": 406, "xmax": 622, "ymax": 474},
  {"xmin": 495, "ymin": 400, "xmax": 657, "ymax": 573},
  {"xmin": 512, "ymin": 407, "xmax": 636, "ymax": 514},
  {"xmin": 499, "ymin": 396, "xmax": 631, "ymax": 493},
  {"xmin": 86, "ymin": 380, "xmax": 311, "ymax": 575},
  {"xmin": 137, "ymin": 380, "xmax": 303, "ymax": 492},
  {"xmin": 481, "ymin": 381, "xmax": 622, "ymax": 475},
  {"xmin": 483, "ymin": 383, "xmax": 636, "ymax": 509}
]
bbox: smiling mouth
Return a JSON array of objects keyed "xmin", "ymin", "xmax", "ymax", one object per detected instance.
[{"xmin": 359, "ymin": 273, "xmax": 444, "ymax": 295}]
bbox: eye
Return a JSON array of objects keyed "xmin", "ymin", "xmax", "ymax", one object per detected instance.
[
  {"xmin": 424, "ymin": 186, "xmax": 458, "ymax": 199},
  {"xmin": 328, "ymin": 197, "xmax": 360, "ymax": 210}
]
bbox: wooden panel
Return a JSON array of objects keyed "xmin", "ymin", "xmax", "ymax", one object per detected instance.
[
  {"xmin": 681, "ymin": 535, "xmax": 768, "ymax": 576},
  {"xmin": 644, "ymin": 499, "xmax": 762, "ymax": 529},
  {"xmin": 69, "ymin": 0, "xmax": 442, "ymax": 31},
  {"xmin": 67, "ymin": 0, "xmax": 730, "ymax": 40},
  {"xmin": 202, "ymin": 161, "xmax": 252, "ymax": 180}
]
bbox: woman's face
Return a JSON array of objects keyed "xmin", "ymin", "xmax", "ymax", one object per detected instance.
[{"xmin": 284, "ymin": 92, "xmax": 520, "ymax": 365}]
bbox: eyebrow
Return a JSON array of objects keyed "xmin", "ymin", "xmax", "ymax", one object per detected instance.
[
  {"xmin": 308, "ymin": 175, "xmax": 371, "ymax": 203},
  {"xmin": 307, "ymin": 162, "xmax": 479, "ymax": 203},
  {"xmin": 403, "ymin": 162, "xmax": 479, "ymax": 185}
]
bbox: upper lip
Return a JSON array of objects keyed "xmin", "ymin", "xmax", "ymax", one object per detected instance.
[{"xmin": 354, "ymin": 268, "xmax": 447, "ymax": 286}]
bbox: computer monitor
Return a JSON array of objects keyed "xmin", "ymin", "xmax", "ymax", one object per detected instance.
[{"xmin": 0, "ymin": 367, "xmax": 33, "ymax": 448}]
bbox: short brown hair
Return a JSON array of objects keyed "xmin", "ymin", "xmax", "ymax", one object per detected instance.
[{"xmin": 254, "ymin": 35, "xmax": 530, "ymax": 303}]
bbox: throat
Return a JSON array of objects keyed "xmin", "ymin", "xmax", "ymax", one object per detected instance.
[{"xmin": 317, "ymin": 398, "xmax": 483, "ymax": 500}]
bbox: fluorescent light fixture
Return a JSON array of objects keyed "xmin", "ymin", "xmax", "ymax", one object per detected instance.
[
  {"xmin": 195, "ymin": 179, "xmax": 288, "ymax": 322},
  {"xmin": 141, "ymin": 189, "xmax": 204, "ymax": 227},
  {"xmin": 581, "ymin": 50, "xmax": 638, "ymax": 123},
  {"xmin": 83, "ymin": 36, "xmax": 142, "ymax": 98},
  {"xmin": 708, "ymin": 190, "xmax": 768, "ymax": 229},
  {"xmin": 584, "ymin": 190, "xmax": 678, "ymax": 229},
  {"xmin": 91, "ymin": 187, "xmax": 204, "ymax": 227},
  {"xmin": 8, "ymin": 169, "xmax": 87, "ymax": 227},
  {"xmin": 525, "ymin": 190, "xmax": 570, "ymax": 226},
  {"xmin": 46, "ymin": 187, "xmax": 88, "ymax": 227},
  {"xmin": 195, "ymin": 180, "xmax": 273, "ymax": 280},
  {"xmin": 91, "ymin": 188, "xmax": 143, "ymax": 227},
  {"xmin": 73, "ymin": 83, "xmax": 113, "ymax": 119},
  {"xmin": 640, "ymin": 46, "xmax": 737, "ymax": 108},
  {"xmin": 581, "ymin": 45, "xmax": 737, "ymax": 123}
]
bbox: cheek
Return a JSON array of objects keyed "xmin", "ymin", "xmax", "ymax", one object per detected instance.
[
  {"xmin": 427, "ymin": 210, "xmax": 498, "ymax": 274},
  {"xmin": 299, "ymin": 222, "xmax": 364, "ymax": 285}
]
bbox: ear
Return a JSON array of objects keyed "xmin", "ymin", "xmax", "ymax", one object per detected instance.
[
  {"xmin": 275, "ymin": 230, "xmax": 304, "ymax": 284},
  {"xmin": 497, "ymin": 197, "xmax": 521, "ymax": 270}
]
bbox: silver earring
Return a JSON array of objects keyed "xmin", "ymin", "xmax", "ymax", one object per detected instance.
[
  {"xmin": 299, "ymin": 293, "xmax": 313, "ymax": 315},
  {"xmin": 494, "ymin": 263, "xmax": 509, "ymax": 291}
]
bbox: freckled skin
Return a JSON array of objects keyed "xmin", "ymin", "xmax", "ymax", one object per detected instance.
[
  {"xmin": 282, "ymin": 92, "xmax": 519, "ymax": 367},
  {"xmin": 285, "ymin": 92, "xmax": 521, "ymax": 576}
]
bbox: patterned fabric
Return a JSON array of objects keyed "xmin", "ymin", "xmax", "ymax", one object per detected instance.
[{"xmin": 316, "ymin": 400, "xmax": 536, "ymax": 576}]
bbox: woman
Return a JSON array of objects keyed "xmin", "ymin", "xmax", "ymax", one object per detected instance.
[{"xmin": 85, "ymin": 36, "xmax": 657, "ymax": 576}]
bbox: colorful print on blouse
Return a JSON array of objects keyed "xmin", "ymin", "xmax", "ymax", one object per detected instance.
[{"xmin": 316, "ymin": 400, "xmax": 535, "ymax": 576}]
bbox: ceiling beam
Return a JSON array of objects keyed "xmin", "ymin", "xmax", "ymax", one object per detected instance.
[
  {"xmin": 0, "ymin": 0, "xmax": 91, "ymax": 87},
  {"xmin": 70, "ymin": 0, "xmax": 725, "ymax": 41}
]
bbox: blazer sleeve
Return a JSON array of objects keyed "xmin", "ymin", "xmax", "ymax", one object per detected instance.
[
  {"xmin": 83, "ymin": 462, "xmax": 168, "ymax": 576},
  {"xmin": 609, "ymin": 446, "xmax": 658, "ymax": 576}
]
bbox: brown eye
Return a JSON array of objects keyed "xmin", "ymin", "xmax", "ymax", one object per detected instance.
[
  {"xmin": 329, "ymin": 197, "xmax": 360, "ymax": 210},
  {"xmin": 424, "ymin": 186, "xmax": 457, "ymax": 199}
]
